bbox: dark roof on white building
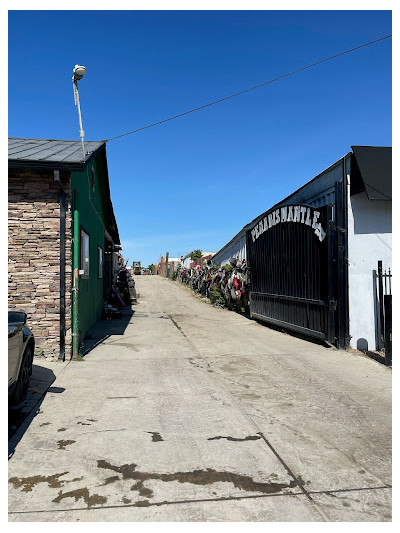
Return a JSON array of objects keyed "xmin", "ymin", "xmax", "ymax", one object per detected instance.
[
  {"xmin": 351, "ymin": 146, "xmax": 392, "ymax": 200},
  {"xmin": 212, "ymin": 145, "xmax": 392, "ymax": 262},
  {"xmin": 8, "ymin": 138, "xmax": 105, "ymax": 172}
]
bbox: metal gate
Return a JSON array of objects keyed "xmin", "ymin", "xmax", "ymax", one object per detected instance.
[
  {"xmin": 247, "ymin": 203, "xmax": 336, "ymax": 343},
  {"xmin": 374, "ymin": 260, "xmax": 392, "ymax": 366}
]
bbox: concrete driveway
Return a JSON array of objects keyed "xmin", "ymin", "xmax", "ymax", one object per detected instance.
[{"xmin": 8, "ymin": 276, "xmax": 392, "ymax": 521}]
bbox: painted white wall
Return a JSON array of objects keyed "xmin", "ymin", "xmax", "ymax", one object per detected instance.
[
  {"xmin": 347, "ymin": 190, "xmax": 392, "ymax": 350},
  {"xmin": 212, "ymin": 231, "xmax": 247, "ymax": 266}
]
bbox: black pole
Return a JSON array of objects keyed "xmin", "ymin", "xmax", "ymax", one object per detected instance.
[
  {"xmin": 378, "ymin": 260, "xmax": 384, "ymax": 351},
  {"xmin": 384, "ymin": 294, "xmax": 392, "ymax": 366},
  {"xmin": 55, "ymin": 170, "xmax": 66, "ymax": 361}
]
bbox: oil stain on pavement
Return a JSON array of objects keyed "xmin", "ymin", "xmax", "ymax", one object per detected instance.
[
  {"xmin": 207, "ymin": 435, "xmax": 262, "ymax": 442},
  {"xmin": 147, "ymin": 432, "xmax": 164, "ymax": 442},
  {"xmin": 97, "ymin": 459, "xmax": 300, "ymax": 497}
]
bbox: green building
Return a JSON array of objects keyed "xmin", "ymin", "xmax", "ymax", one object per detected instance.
[{"xmin": 8, "ymin": 138, "xmax": 120, "ymax": 359}]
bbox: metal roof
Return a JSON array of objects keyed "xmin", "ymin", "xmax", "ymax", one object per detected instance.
[
  {"xmin": 351, "ymin": 146, "xmax": 392, "ymax": 200},
  {"xmin": 8, "ymin": 138, "xmax": 105, "ymax": 171},
  {"xmin": 212, "ymin": 145, "xmax": 392, "ymax": 261}
]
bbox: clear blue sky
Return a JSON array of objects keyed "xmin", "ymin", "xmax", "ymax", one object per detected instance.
[{"xmin": 8, "ymin": 10, "xmax": 392, "ymax": 267}]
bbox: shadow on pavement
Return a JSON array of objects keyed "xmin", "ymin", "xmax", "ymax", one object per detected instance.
[
  {"xmin": 80, "ymin": 306, "xmax": 134, "ymax": 356},
  {"xmin": 361, "ymin": 349, "xmax": 389, "ymax": 366},
  {"xmin": 8, "ymin": 363, "xmax": 64, "ymax": 459}
]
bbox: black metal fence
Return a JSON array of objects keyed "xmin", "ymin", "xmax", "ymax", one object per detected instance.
[
  {"xmin": 375, "ymin": 260, "xmax": 392, "ymax": 366},
  {"xmin": 247, "ymin": 204, "xmax": 336, "ymax": 343}
]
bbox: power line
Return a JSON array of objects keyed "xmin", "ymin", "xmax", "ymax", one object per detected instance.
[{"xmin": 106, "ymin": 34, "xmax": 391, "ymax": 142}]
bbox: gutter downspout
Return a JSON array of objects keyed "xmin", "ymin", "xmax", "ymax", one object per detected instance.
[
  {"xmin": 54, "ymin": 171, "xmax": 66, "ymax": 361},
  {"xmin": 72, "ymin": 190, "xmax": 80, "ymax": 359}
]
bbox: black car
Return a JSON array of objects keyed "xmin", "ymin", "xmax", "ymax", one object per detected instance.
[{"xmin": 8, "ymin": 311, "xmax": 35, "ymax": 405}]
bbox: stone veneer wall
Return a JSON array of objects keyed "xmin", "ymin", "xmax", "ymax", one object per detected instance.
[{"xmin": 8, "ymin": 169, "xmax": 73, "ymax": 359}]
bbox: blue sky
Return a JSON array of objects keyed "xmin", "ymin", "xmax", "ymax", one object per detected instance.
[{"xmin": 8, "ymin": 10, "xmax": 392, "ymax": 267}]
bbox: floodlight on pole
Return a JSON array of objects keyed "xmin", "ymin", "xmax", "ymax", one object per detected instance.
[{"xmin": 72, "ymin": 64, "xmax": 87, "ymax": 159}]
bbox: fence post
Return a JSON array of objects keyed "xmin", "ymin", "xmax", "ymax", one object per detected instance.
[
  {"xmin": 384, "ymin": 295, "xmax": 392, "ymax": 366},
  {"xmin": 378, "ymin": 260, "xmax": 384, "ymax": 350}
]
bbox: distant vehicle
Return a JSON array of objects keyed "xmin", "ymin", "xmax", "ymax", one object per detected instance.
[
  {"xmin": 142, "ymin": 268, "xmax": 151, "ymax": 275},
  {"xmin": 8, "ymin": 311, "xmax": 35, "ymax": 405},
  {"xmin": 133, "ymin": 261, "xmax": 141, "ymax": 275}
]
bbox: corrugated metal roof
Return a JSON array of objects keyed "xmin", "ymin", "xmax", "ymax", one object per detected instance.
[{"xmin": 8, "ymin": 138, "xmax": 105, "ymax": 171}]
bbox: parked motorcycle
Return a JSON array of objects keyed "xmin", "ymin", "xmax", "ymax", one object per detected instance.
[{"xmin": 176, "ymin": 258, "xmax": 249, "ymax": 313}]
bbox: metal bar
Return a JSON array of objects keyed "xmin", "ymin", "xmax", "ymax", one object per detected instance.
[
  {"xmin": 59, "ymin": 175, "xmax": 66, "ymax": 361},
  {"xmin": 335, "ymin": 175, "xmax": 347, "ymax": 348},
  {"xmin": 378, "ymin": 260, "xmax": 384, "ymax": 350},
  {"xmin": 327, "ymin": 214, "xmax": 336, "ymax": 344},
  {"xmin": 384, "ymin": 294, "xmax": 392, "ymax": 366},
  {"xmin": 252, "ymin": 312, "xmax": 327, "ymax": 340},
  {"xmin": 73, "ymin": 80, "xmax": 86, "ymax": 159},
  {"xmin": 251, "ymin": 292, "xmax": 328, "ymax": 306},
  {"xmin": 72, "ymin": 192, "xmax": 80, "ymax": 359}
]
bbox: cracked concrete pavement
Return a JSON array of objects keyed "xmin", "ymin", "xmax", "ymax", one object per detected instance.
[{"xmin": 8, "ymin": 275, "xmax": 392, "ymax": 521}]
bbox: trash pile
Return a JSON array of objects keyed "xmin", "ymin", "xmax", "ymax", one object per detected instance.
[
  {"xmin": 176, "ymin": 258, "xmax": 249, "ymax": 312},
  {"xmin": 102, "ymin": 267, "xmax": 137, "ymax": 319}
]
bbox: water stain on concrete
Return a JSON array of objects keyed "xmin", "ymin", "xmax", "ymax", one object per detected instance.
[
  {"xmin": 108, "ymin": 342, "xmax": 139, "ymax": 352},
  {"xmin": 52, "ymin": 487, "xmax": 107, "ymax": 508},
  {"xmin": 208, "ymin": 435, "xmax": 262, "ymax": 442},
  {"xmin": 148, "ymin": 432, "xmax": 164, "ymax": 442},
  {"xmin": 99, "ymin": 475, "xmax": 120, "ymax": 486},
  {"xmin": 57, "ymin": 439, "xmax": 76, "ymax": 450},
  {"xmin": 97, "ymin": 459, "xmax": 299, "ymax": 496},
  {"xmin": 131, "ymin": 480, "xmax": 154, "ymax": 498},
  {"xmin": 9, "ymin": 472, "xmax": 70, "ymax": 492},
  {"xmin": 122, "ymin": 497, "xmax": 131, "ymax": 504},
  {"xmin": 133, "ymin": 500, "xmax": 151, "ymax": 507}
]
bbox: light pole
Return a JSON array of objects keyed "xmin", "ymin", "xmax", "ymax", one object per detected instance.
[{"xmin": 72, "ymin": 64, "xmax": 87, "ymax": 159}]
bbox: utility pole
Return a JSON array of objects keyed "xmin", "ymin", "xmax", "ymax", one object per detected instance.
[{"xmin": 165, "ymin": 252, "xmax": 169, "ymax": 278}]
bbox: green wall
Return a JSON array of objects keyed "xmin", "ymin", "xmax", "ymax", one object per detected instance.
[{"xmin": 71, "ymin": 153, "xmax": 108, "ymax": 345}]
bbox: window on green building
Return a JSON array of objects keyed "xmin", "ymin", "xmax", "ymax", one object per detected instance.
[
  {"xmin": 81, "ymin": 229, "xmax": 90, "ymax": 277},
  {"xmin": 98, "ymin": 246, "xmax": 103, "ymax": 279}
]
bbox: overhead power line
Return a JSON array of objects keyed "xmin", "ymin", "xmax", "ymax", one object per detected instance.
[{"xmin": 106, "ymin": 34, "xmax": 391, "ymax": 142}]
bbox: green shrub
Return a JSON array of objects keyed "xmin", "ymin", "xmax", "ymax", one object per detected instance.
[
  {"xmin": 209, "ymin": 286, "xmax": 225, "ymax": 306},
  {"xmin": 190, "ymin": 250, "xmax": 203, "ymax": 261}
]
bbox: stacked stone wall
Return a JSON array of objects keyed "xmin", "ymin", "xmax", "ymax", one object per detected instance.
[{"xmin": 8, "ymin": 169, "xmax": 72, "ymax": 359}]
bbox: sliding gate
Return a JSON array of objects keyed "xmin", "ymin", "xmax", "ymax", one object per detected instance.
[{"xmin": 247, "ymin": 203, "xmax": 337, "ymax": 343}]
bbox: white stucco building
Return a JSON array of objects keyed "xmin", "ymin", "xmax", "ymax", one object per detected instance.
[{"xmin": 212, "ymin": 146, "xmax": 392, "ymax": 351}]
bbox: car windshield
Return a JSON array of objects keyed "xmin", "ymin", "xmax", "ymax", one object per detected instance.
[{"xmin": 8, "ymin": 311, "xmax": 26, "ymax": 325}]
